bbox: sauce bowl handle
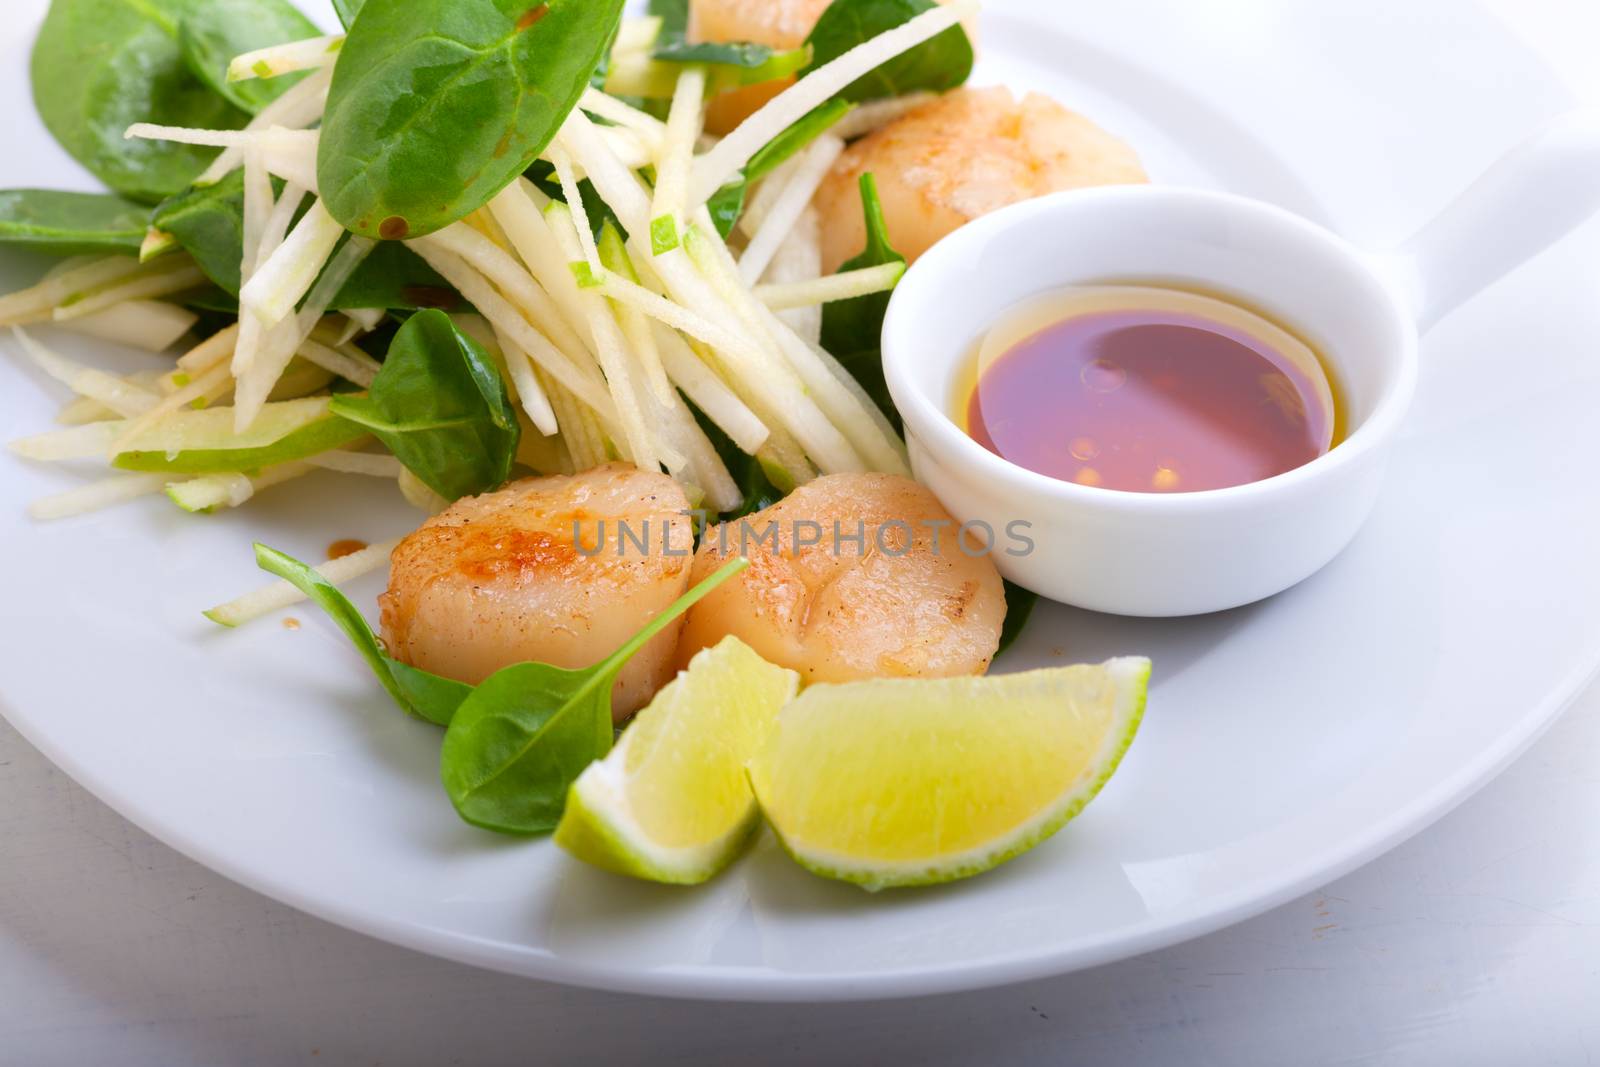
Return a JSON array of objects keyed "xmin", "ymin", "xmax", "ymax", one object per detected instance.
[{"xmin": 1383, "ymin": 107, "xmax": 1600, "ymax": 333}]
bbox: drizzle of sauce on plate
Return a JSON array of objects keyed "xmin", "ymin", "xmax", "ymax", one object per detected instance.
[{"xmin": 328, "ymin": 539, "xmax": 369, "ymax": 561}]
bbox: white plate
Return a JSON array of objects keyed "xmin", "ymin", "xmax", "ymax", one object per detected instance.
[{"xmin": 3, "ymin": 0, "xmax": 1597, "ymax": 1002}]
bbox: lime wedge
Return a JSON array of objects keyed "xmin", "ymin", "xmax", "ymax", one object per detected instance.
[
  {"xmin": 555, "ymin": 637, "xmax": 801, "ymax": 884},
  {"xmin": 748, "ymin": 657, "xmax": 1150, "ymax": 891}
]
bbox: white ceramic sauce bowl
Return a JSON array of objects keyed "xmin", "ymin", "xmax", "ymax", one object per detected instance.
[{"xmin": 883, "ymin": 109, "xmax": 1600, "ymax": 616}]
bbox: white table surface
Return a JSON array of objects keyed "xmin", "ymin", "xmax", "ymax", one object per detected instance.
[{"xmin": 5, "ymin": 2, "xmax": 1600, "ymax": 1064}]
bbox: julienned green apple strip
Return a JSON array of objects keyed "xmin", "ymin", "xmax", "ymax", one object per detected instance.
[
  {"xmin": 54, "ymin": 300, "xmax": 200, "ymax": 353},
  {"xmin": 597, "ymin": 221, "xmax": 675, "ymax": 407},
  {"xmin": 29, "ymin": 472, "xmax": 174, "ymax": 521},
  {"xmin": 546, "ymin": 201, "xmax": 669, "ymax": 472},
  {"xmin": 404, "ymin": 240, "xmax": 618, "ymax": 420},
  {"xmin": 196, "ymin": 65, "xmax": 332, "ymax": 187},
  {"xmin": 0, "ymin": 255, "xmax": 163, "ymax": 326},
  {"xmin": 648, "ymin": 64, "xmax": 708, "ymax": 254},
  {"xmin": 11, "ymin": 326, "xmax": 160, "ymax": 417},
  {"xmin": 752, "ymin": 263, "xmax": 906, "ymax": 311},
  {"xmin": 555, "ymin": 109, "xmax": 863, "ymax": 474},
  {"xmin": 225, "ymin": 34, "xmax": 344, "ymax": 85},
  {"xmin": 205, "ymin": 538, "xmax": 403, "ymax": 629}
]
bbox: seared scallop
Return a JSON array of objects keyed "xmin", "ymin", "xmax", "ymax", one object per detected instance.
[
  {"xmin": 380, "ymin": 463, "xmax": 694, "ymax": 719},
  {"xmin": 689, "ymin": 0, "xmax": 975, "ymax": 133},
  {"xmin": 676, "ymin": 473, "xmax": 1006, "ymax": 683},
  {"xmin": 689, "ymin": 0, "xmax": 833, "ymax": 49},
  {"xmin": 814, "ymin": 86, "xmax": 1148, "ymax": 271}
]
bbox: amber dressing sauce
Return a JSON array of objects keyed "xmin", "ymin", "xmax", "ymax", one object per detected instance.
[
  {"xmin": 960, "ymin": 286, "xmax": 1344, "ymax": 494},
  {"xmin": 327, "ymin": 539, "xmax": 369, "ymax": 560}
]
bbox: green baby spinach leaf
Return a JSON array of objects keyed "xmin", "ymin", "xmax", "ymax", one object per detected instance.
[
  {"xmin": 0, "ymin": 189, "xmax": 150, "ymax": 255},
  {"xmin": 589, "ymin": 19, "xmax": 618, "ymax": 91},
  {"xmin": 251, "ymin": 543, "xmax": 471, "ymax": 725},
  {"xmin": 31, "ymin": 0, "xmax": 249, "ymax": 203},
  {"xmin": 150, "ymin": 172, "xmax": 249, "ymax": 286},
  {"xmin": 317, "ymin": 0, "xmax": 625, "ymax": 241},
  {"xmin": 646, "ymin": 0, "xmax": 687, "ymax": 39},
  {"xmin": 643, "ymin": 0, "xmax": 772, "ymax": 70},
  {"xmin": 654, "ymin": 39, "xmax": 774, "ymax": 68},
  {"xmin": 330, "ymin": 243, "xmax": 466, "ymax": 311},
  {"xmin": 331, "ymin": 0, "xmax": 365, "ymax": 30},
  {"xmin": 996, "ymin": 580, "xmax": 1038, "ymax": 658},
  {"xmin": 330, "ymin": 309, "xmax": 519, "ymax": 500},
  {"xmin": 178, "ymin": 0, "xmax": 322, "ymax": 114},
  {"xmin": 387, "ymin": 662, "xmax": 476, "ymax": 726},
  {"xmin": 614, "ymin": 0, "xmax": 807, "ymax": 99},
  {"xmin": 821, "ymin": 172, "xmax": 905, "ymax": 431},
  {"xmin": 705, "ymin": 98, "xmax": 853, "ymax": 237},
  {"xmin": 439, "ymin": 556, "xmax": 749, "ymax": 834},
  {"xmin": 803, "ymin": 0, "xmax": 973, "ymax": 104},
  {"xmin": 152, "ymin": 172, "xmax": 459, "ymax": 308}
]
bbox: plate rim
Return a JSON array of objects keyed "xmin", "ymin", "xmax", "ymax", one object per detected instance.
[
  {"xmin": 6, "ymin": 652, "xmax": 1595, "ymax": 1001},
  {"xmin": 1, "ymin": 0, "xmax": 1595, "ymax": 1002}
]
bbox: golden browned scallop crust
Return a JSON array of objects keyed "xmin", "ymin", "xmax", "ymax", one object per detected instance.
[
  {"xmin": 380, "ymin": 463, "xmax": 693, "ymax": 719},
  {"xmin": 676, "ymin": 473, "xmax": 1006, "ymax": 683},
  {"xmin": 814, "ymin": 85, "xmax": 1148, "ymax": 271},
  {"xmin": 689, "ymin": 0, "xmax": 833, "ymax": 49}
]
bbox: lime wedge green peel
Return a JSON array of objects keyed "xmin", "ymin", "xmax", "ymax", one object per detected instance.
[
  {"xmin": 555, "ymin": 637, "xmax": 801, "ymax": 884},
  {"xmin": 748, "ymin": 657, "xmax": 1150, "ymax": 892}
]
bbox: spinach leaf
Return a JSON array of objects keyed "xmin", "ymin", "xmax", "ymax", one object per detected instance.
[
  {"xmin": 617, "ymin": 1, "xmax": 807, "ymax": 98},
  {"xmin": 389, "ymin": 662, "xmax": 476, "ymax": 726},
  {"xmin": 151, "ymin": 172, "xmax": 249, "ymax": 288},
  {"xmin": 646, "ymin": 0, "xmax": 687, "ymax": 39},
  {"xmin": 747, "ymin": 100, "xmax": 855, "ymax": 182},
  {"xmin": 644, "ymin": 0, "xmax": 770, "ymax": 70},
  {"xmin": 820, "ymin": 172, "xmax": 905, "ymax": 431},
  {"xmin": 589, "ymin": 19, "xmax": 618, "ymax": 91},
  {"xmin": 654, "ymin": 40, "xmax": 775, "ymax": 68},
  {"xmin": 331, "ymin": 0, "xmax": 364, "ymax": 29},
  {"xmin": 705, "ymin": 98, "xmax": 853, "ymax": 237},
  {"xmin": 439, "ymin": 556, "xmax": 749, "ymax": 834},
  {"xmin": 803, "ymin": 0, "xmax": 973, "ymax": 104},
  {"xmin": 0, "ymin": 190, "xmax": 150, "ymax": 256},
  {"xmin": 996, "ymin": 580, "xmax": 1038, "ymax": 658},
  {"xmin": 317, "ymin": 0, "xmax": 625, "ymax": 240},
  {"xmin": 703, "ymin": 187, "xmax": 743, "ymax": 243},
  {"xmin": 178, "ymin": 0, "xmax": 322, "ymax": 114},
  {"xmin": 152, "ymin": 172, "xmax": 460, "ymax": 308},
  {"xmin": 251, "ymin": 543, "xmax": 471, "ymax": 725},
  {"xmin": 333, "ymin": 241, "xmax": 466, "ymax": 311},
  {"xmin": 330, "ymin": 309, "xmax": 520, "ymax": 500},
  {"xmin": 31, "ymin": 0, "xmax": 248, "ymax": 203}
]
